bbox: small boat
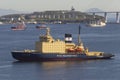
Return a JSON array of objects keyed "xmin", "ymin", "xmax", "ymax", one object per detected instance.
[
  {"xmin": 86, "ymin": 20, "xmax": 106, "ymax": 27},
  {"xmin": 0, "ymin": 22, "xmax": 3, "ymax": 25},
  {"xmin": 11, "ymin": 25, "xmax": 114, "ymax": 61},
  {"xmin": 36, "ymin": 25, "xmax": 47, "ymax": 29},
  {"xmin": 11, "ymin": 21, "xmax": 26, "ymax": 30}
]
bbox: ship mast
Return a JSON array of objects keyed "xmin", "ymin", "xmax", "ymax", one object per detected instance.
[{"xmin": 78, "ymin": 25, "xmax": 81, "ymax": 44}]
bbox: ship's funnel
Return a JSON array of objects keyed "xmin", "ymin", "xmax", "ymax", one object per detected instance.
[{"xmin": 65, "ymin": 34, "xmax": 72, "ymax": 43}]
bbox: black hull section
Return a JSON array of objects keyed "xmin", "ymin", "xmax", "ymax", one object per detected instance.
[{"xmin": 11, "ymin": 52, "xmax": 114, "ymax": 61}]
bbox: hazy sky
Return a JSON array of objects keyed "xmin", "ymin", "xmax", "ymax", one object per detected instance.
[{"xmin": 0, "ymin": 0, "xmax": 120, "ymax": 12}]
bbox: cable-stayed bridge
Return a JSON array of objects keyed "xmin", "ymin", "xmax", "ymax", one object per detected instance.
[{"xmin": 86, "ymin": 12, "xmax": 120, "ymax": 23}]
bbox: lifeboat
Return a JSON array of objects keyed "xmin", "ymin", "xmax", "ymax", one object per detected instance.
[
  {"xmin": 67, "ymin": 48, "xmax": 76, "ymax": 52},
  {"xmin": 75, "ymin": 48, "xmax": 83, "ymax": 52}
]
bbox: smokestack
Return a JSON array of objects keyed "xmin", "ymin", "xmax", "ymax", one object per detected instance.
[{"xmin": 65, "ymin": 34, "xmax": 72, "ymax": 43}]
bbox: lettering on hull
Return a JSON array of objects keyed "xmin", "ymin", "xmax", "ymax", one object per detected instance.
[{"xmin": 57, "ymin": 55, "xmax": 77, "ymax": 57}]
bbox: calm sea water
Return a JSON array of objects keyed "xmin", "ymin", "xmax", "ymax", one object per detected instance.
[{"xmin": 0, "ymin": 23, "xmax": 120, "ymax": 80}]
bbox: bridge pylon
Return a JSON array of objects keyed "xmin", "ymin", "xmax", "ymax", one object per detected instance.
[
  {"xmin": 104, "ymin": 12, "xmax": 107, "ymax": 23},
  {"xmin": 116, "ymin": 12, "xmax": 119, "ymax": 23}
]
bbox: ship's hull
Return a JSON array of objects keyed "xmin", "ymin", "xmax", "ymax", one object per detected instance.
[{"xmin": 11, "ymin": 52, "xmax": 114, "ymax": 61}]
